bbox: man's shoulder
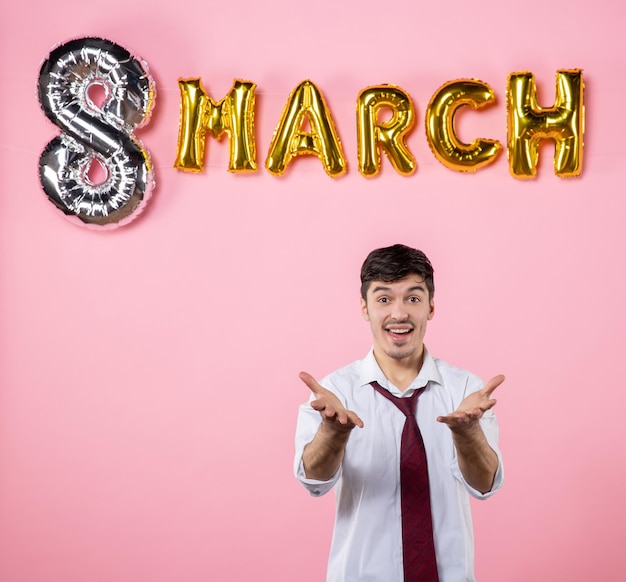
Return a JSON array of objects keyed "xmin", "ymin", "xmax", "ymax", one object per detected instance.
[
  {"xmin": 322, "ymin": 357, "xmax": 364, "ymax": 386},
  {"xmin": 430, "ymin": 354, "xmax": 483, "ymax": 389},
  {"xmin": 431, "ymin": 355, "xmax": 476, "ymax": 375}
]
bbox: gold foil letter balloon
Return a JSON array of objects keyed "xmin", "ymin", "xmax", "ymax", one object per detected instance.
[
  {"xmin": 507, "ymin": 70, "xmax": 584, "ymax": 178},
  {"xmin": 425, "ymin": 79, "xmax": 501, "ymax": 172},
  {"xmin": 356, "ymin": 85, "xmax": 416, "ymax": 177},
  {"xmin": 175, "ymin": 79, "xmax": 257, "ymax": 172},
  {"xmin": 265, "ymin": 80, "xmax": 347, "ymax": 177}
]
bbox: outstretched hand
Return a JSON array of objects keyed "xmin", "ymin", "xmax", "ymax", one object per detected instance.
[
  {"xmin": 437, "ymin": 374, "xmax": 505, "ymax": 432},
  {"xmin": 299, "ymin": 371, "xmax": 364, "ymax": 430}
]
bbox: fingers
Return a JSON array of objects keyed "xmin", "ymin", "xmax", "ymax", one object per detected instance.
[
  {"xmin": 313, "ymin": 402, "xmax": 357, "ymax": 427},
  {"xmin": 438, "ymin": 405, "xmax": 490, "ymax": 424},
  {"xmin": 299, "ymin": 371, "xmax": 326, "ymax": 395},
  {"xmin": 437, "ymin": 413, "xmax": 464, "ymax": 426},
  {"xmin": 482, "ymin": 374, "xmax": 505, "ymax": 397},
  {"xmin": 438, "ymin": 410, "xmax": 473, "ymax": 423},
  {"xmin": 312, "ymin": 399, "xmax": 364, "ymax": 428},
  {"xmin": 347, "ymin": 411, "xmax": 365, "ymax": 429},
  {"xmin": 301, "ymin": 371, "xmax": 364, "ymax": 429},
  {"xmin": 437, "ymin": 409, "xmax": 483, "ymax": 430},
  {"xmin": 311, "ymin": 399, "xmax": 339, "ymax": 421}
]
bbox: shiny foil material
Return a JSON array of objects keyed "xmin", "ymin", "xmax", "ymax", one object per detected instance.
[{"xmin": 38, "ymin": 37, "xmax": 156, "ymax": 228}]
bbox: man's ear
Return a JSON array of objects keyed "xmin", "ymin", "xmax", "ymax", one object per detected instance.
[
  {"xmin": 428, "ymin": 298, "xmax": 435, "ymax": 320},
  {"xmin": 360, "ymin": 297, "xmax": 369, "ymax": 321}
]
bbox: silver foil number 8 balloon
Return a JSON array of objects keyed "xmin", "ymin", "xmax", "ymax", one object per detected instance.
[{"xmin": 38, "ymin": 37, "xmax": 156, "ymax": 229}]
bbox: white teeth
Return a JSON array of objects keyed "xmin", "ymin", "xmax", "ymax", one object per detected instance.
[{"xmin": 388, "ymin": 328, "xmax": 410, "ymax": 334}]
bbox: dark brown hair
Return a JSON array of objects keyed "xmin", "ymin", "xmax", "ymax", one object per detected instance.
[{"xmin": 360, "ymin": 244, "xmax": 434, "ymax": 300}]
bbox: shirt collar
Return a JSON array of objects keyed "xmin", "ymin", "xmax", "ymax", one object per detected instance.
[{"xmin": 358, "ymin": 346, "xmax": 443, "ymax": 396}]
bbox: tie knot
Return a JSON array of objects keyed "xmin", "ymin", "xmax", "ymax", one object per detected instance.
[{"xmin": 395, "ymin": 394, "xmax": 417, "ymax": 417}]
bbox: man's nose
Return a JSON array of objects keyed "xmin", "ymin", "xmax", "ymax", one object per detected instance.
[{"xmin": 391, "ymin": 302, "xmax": 409, "ymax": 320}]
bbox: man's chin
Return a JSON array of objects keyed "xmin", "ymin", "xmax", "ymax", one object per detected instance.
[{"xmin": 385, "ymin": 347, "xmax": 417, "ymax": 361}]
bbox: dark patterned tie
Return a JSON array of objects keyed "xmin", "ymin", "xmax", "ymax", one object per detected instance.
[{"xmin": 371, "ymin": 381, "xmax": 439, "ymax": 582}]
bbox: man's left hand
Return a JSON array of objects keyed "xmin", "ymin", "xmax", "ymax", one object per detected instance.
[{"xmin": 436, "ymin": 374, "xmax": 505, "ymax": 433}]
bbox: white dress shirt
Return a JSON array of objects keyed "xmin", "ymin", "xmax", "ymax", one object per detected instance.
[{"xmin": 294, "ymin": 348, "xmax": 503, "ymax": 582}]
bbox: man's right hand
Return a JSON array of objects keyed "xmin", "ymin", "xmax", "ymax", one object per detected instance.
[
  {"xmin": 299, "ymin": 371, "xmax": 364, "ymax": 430},
  {"xmin": 300, "ymin": 372, "xmax": 363, "ymax": 480}
]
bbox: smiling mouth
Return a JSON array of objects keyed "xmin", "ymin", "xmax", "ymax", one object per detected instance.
[{"xmin": 385, "ymin": 326, "xmax": 414, "ymax": 341}]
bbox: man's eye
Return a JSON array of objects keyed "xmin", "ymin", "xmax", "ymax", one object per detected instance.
[
  {"xmin": 408, "ymin": 296, "xmax": 420, "ymax": 303},
  {"xmin": 378, "ymin": 297, "xmax": 389, "ymax": 303}
]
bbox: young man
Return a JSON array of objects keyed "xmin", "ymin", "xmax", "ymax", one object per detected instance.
[{"xmin": 294, "ymin": 244, "xmax": 504, "ymax": 582}]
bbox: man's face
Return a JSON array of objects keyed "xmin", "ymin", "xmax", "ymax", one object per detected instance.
[{"xmin": 361, "ymin": 275, "xmax": 435, "ymax": 363}]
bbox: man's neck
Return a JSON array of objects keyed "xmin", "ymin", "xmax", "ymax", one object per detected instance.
[{"xmin": 373, "ymin": 346, "xmax": 425, "ymax": 392}]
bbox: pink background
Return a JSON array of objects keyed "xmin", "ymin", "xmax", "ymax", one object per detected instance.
[{"xmin": 1, "ymin": 1, "xmax": 624, "ymax": 580}]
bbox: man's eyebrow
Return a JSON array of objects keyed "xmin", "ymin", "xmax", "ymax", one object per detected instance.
[{"xmin": 370, "ymin": 284, "xmax": 427, "ymax": 294}]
